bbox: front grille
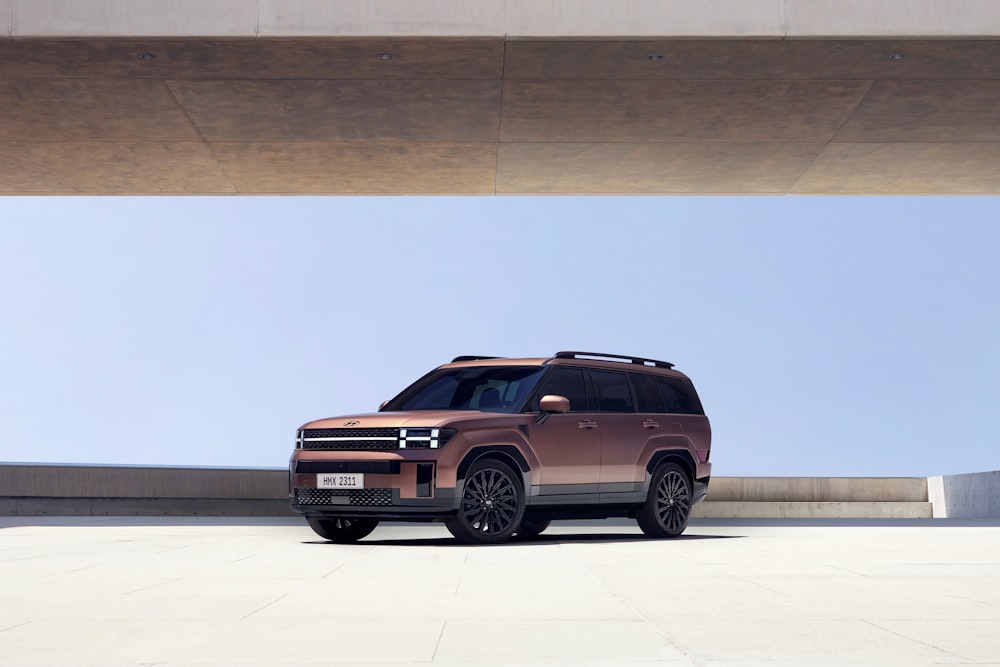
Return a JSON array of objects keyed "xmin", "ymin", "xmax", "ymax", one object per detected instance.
[
  {"xmin": 295, "ymin": 488, "xmax": 393, "ymax": 506},
  {"xmin": 306, "ymin": 428, "xmax": 398, "ymax": 439},
  {"xmin": 301, "ymin": 440, "xmax": 397, "ymax": 451},
  {"xmin": 299, "ymin": 428, "xmax": 399, "ymax": 451},
  {"xmin": 296, "ymin": 427, "xmax": 449, "ymax": 451}
]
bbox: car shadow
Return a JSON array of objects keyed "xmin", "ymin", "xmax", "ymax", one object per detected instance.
[{"xmin": 306, "ymin": 532, "xmax": 742, "ymax": 547}]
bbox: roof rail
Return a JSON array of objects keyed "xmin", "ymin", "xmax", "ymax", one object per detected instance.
[
  {"xmin": 451, "ymin": 355, "xmax": 502, "ymax": 363},
  {"xmin": 554, "ymin": 351, "xmax": 675, "ymax": 369}
]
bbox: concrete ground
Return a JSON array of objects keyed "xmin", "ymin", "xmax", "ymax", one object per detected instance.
[{"xmin": 1, "ymin": 518, "xmax": 999, "ymax": 666}]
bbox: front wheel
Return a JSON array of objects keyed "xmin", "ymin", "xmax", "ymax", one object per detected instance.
[
  {"xmin": 515, "ymin": 518, "xmax": 551, "ymax": 539},
  {"xmin": 446, "ymin": 458, "xmax": 525, "ymax": 544},
  {"xmin": 307, "ymin": 517, "xmax": 378, "ymax": 543},
  {"xmin": 637, "ymin": 462, "xmax": 692, "ymax": 538}
]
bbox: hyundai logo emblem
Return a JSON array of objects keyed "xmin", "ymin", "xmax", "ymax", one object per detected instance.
[{"xmin": 343, "ymin": 420, "xmax": 360, "ymax": 426}]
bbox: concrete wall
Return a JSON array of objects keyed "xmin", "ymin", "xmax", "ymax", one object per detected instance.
[
  {"xmin": 5, "ymin": 0, "xmax": 1000, "ymax": 38},
  {"xmin": 0, "ymin": 464, "xmax": 292, "ymax": 517},
  {"xmin": 707, "ymin": 476, "xmax": 928, "ymax": 503},
  {"xmin": 0, "ymin": 463, "xmax": 939, "ymax": 518},
  {"xmin": 928, "ymin": 471, "xmax": 1000, "ymax": 518}
]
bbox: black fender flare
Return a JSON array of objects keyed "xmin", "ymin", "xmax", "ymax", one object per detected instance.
[
  {"xmin": 646, "ymin": 449, "xmax": 698, "ymax": 484},
  {"xmin": 456, "ymin": 445, "xmax": 531, "ymax": 494}
]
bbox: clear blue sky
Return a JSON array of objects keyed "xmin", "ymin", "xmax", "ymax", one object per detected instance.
[{"xmin": 1, "ymin": 196, "xmax": 997, "ymax": 477}]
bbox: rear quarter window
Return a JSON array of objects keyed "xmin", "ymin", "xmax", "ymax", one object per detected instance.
[{"xmin": 655, "ymin": 376, "xmax": 703, "ymax": 415}]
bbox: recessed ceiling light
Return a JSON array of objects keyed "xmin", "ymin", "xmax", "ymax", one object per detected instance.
[
  {"xmin": 646, "ymin": 53, "xmax": 664, "ymax": 61},
  {"xmin": 139, "ymin": 52, "xmax": 156, "ymax": 60},
  {"xmin": 376, "ymin": 53, "xmax": 397, "ymax": 61},
  {"xmin": 888, "ymin": 52, "xmax": 908, "ymax": 61}
]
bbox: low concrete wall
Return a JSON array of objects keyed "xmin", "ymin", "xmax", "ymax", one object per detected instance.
[
  {"xmin": 0, "ymin": 464, "xmax": 952, "ymax": 519},
  {"xmin": 0, "ymin": 464, "xmax": 292, "ymax": 517},
  {"xmin": 705, "ymin": 476, "xmax": 928, "ymax": 503},
  {"xmin": 928, "ymin": 471, "xmax": 1000, "ymax": 518}
]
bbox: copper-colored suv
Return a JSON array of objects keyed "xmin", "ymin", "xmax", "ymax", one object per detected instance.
[{"xmin": 289, "ymin": 352, "xmax": 711, "ymax": 544}]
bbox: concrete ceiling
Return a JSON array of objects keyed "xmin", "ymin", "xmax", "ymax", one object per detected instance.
[{"xmin": 2, "ymin": 38, "xmax": 1000, "ymax": 195}]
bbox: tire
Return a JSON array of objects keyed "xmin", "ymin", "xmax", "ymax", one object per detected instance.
[
  {"xmin": 515, "ymin": 518, "xmax": 551, "ymax": 538},
  {"xmin": 446, "ymin": 458, "xmax": 526, "ymax": 544},
  {"xmin": 307, "ymin": 517, "xmax": 378, "ymax": 543},
  {"xmin": 637, "ymin": 462, "xmax": 692, "ymax": 538}
]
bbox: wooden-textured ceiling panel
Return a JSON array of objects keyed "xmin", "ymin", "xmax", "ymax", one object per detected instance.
[
  {"xmin": 0, "ymin": 79, "xmax": 199, "ymax": 141},
  {"xmin": 0, "ymin": 142, "xmax": 235, "ymax": 194},
  {"xmin": 835, "ymin": 81, "xmax": 1000, "ymax": 142},
  {"xmin": 504, "ymin": 40, "xmax": 1000, "ymax": 80},
  {"xmin": 168, "ymin": 79, "xmax": 502, "ymax": 142},
  {"xmin": 500, "ymin": 80, "xmax": 873, "ymax": 142},
  {"xmin": 210, "ymin": 142, "xmax": 497, "ymax": 194},
  {"xmin": 0, "ymin": 39, "xmax": 504, "ymax": 80},
  {"xmin": 497, "ymin": 142, "xmax": 825, "ymax": 194},
  {"xmin": 793, "ymin": 143, "xmax": 1000, "ymax": 194},
  {"xmin": 0, "ymin": 38, "xmax": 997, "ymax": 195}
]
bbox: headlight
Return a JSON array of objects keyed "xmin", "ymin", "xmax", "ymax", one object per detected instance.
[{"xmin": 399, "ymin": 428, "xmax": 457, "ymax": 449}]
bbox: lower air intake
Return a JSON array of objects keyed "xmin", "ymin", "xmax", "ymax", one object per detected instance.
[{"xmin": 295, "ymin": 488, "xmax": 393, "ymax": 506}]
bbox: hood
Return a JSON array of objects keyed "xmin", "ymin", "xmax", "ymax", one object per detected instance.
[{"xmin": 300, "ymin": 411, "xmax": 482, "ymax": 430}]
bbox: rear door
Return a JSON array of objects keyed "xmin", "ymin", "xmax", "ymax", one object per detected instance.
[{"xmin": 591, "ymin": 370, "xmax": 673, "ymax": 504}]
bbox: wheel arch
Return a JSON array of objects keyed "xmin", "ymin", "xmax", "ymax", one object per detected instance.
[
  {"xmin": 456, "ymin": 445, "xmax": 531, "ymax": 494},
  {"xmin": 646, "ymin": 449, "xmax": 697, "ymax": 484}
]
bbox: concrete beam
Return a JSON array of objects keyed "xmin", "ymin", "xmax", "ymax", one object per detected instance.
[
  {"xmin": 787, "ymin": 0, "xmax": 1000, "ymax": 38},
  {"xmin": 7, "ymin": 0, "xmax": 1000, "ymax": 38},
  {"xmin": 1, "ymin": 0, "xmax": 10, "ymax": 38},
  {"xmin": 12, "ymin": 0, "xmax": 258, "ymax": 38}
]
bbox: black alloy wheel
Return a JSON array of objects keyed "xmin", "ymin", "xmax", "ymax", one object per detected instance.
[
  {"xmin": 446, "ymin": 458, "xmax": 525, "ymax": 544},
  {"xmin": 637, "ymin": 462, "xmax": 692, "ymax": 538},
  {"xmin": 307, "ymin": 517, "xmax": 379, "ymax": 543}
]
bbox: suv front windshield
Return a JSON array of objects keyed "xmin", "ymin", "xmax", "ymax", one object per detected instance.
[{"xmin": 382, "ymin": 365, "xmax": 546, "ymax": 413}]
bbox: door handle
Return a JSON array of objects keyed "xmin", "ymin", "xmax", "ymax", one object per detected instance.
[
  {"xmin": 643, "ymin": 420, "xmax": 660, "ymax": 429},
  {"xmin": 578, "ymin": 420, "xmax": 598, "ymax": 430}
]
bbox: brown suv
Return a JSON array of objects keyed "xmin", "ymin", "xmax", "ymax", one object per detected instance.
[{"xmin": 289, "ymin": 352, "xmax": 711, "ymax": 544}]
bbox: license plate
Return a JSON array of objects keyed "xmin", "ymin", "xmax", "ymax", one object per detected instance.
[{"xmin": 317, "ymin": 473, "xmax": 364, "ymax": 489}]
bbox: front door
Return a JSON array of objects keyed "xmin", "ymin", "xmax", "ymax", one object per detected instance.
[{"xmin": 527, "ymin": 366, "xmax": 601, "ymax": 496}]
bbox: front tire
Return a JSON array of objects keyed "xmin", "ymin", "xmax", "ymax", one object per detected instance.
[
  {"xmin": 637, "ymin": 462, "xmax": 692, "ymax": 538},
  {"xmin": 446, "ymin": 458, "xmax": 525, "ymax": 544},
  {"xmin": 515, "ymin": 517, "xmax": 551, "ymax": 539},
  {"xmin": 307, "ymin": 517, "xmax": 378, "ymax": 543}
]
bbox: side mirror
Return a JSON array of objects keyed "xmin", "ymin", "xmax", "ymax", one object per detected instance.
[
  {"xmin": 379, "ymin": 400, "xmax": 388, "ymax": 410},
  {"xmin": 539, "ymin": 395, "xmax": 570, "ymax": 413}
]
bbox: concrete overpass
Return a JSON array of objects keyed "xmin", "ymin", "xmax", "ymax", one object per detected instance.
[{"xmin": 2, "ymin": 1, "xmax": 1000, "ymax": 195}]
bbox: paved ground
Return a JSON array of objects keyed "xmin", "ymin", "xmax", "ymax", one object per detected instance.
[{"xmin": 1, "ymin": 517, "xmax": 999, "ymax": 666}]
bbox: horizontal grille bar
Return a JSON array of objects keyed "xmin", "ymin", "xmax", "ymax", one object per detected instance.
[
  {"xmin": 300, "ymin": 440, "xmax": 398, "ymax": 451},
  {"xmin": 304, "ymin": 428, "xmax": 398, "ymax": 439}
]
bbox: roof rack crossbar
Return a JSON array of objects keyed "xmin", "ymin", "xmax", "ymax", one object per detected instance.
[
  {"xmin": 554, "ymin": 351, "xmax": 675, "ymax": 369},
  {"xmin": 451, "ymin": 355, "xmax": 503, "ymax": 363}
]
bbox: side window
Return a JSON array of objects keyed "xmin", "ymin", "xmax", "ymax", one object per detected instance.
[
  {"xmin": 655, "ymin": 376, "xmax": 703, "ymax": 415},
  {"xmin": 532, "ymin": 367, "xmax": 590, "ymax": 412},
  {"xmin": 629, "ymin": 373, "xmax": 666, "ymax": 413},
  {"xmin": 590, "ymin": 370, "xmax": 634, "ymax": 413}
]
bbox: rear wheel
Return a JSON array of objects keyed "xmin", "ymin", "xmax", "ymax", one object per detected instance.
[
  {"xmin": 307, "ymin": 517, "xmax": 379, "ymax": 543},
  {"xmin": 446, "ymin": 458, "xmax": 525, "ymax": 544},
  {"xmin": 637, "ymin": 462, "xmax": 692, "ymax": 538}
]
